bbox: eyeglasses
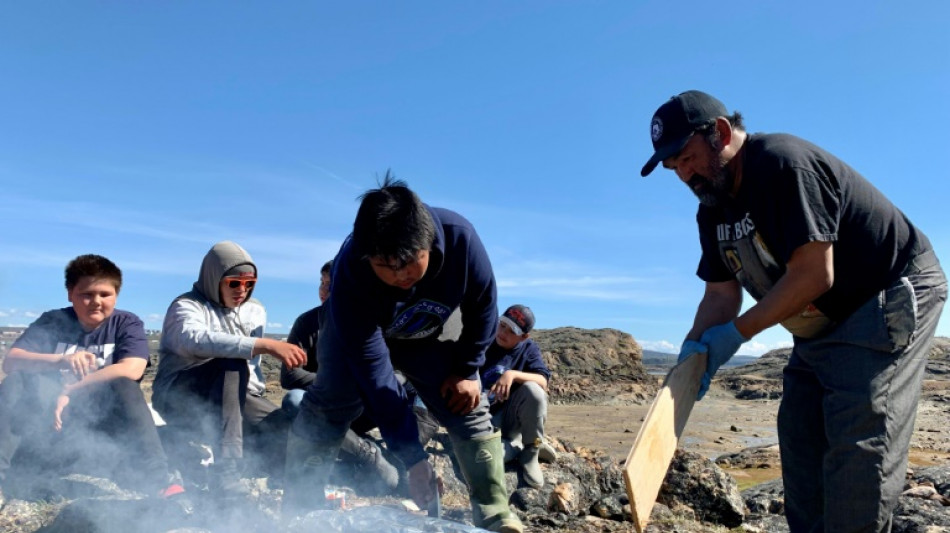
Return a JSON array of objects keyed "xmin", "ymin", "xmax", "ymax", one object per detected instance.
[{"xmin": 223, "ymin": 277, "xmax": 257, "ymax": 290}]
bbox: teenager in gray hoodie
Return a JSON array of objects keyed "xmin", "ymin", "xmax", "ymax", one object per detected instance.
[{"xmin": 152, "ymin": 241, "xmax": 306, "ymax": 497}]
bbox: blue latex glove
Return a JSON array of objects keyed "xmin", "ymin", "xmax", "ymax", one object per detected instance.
[
  {"xmin": 677, "ymin": 340, "xmax": 708, "ymax": 364},
  {"xmin": 696, "ymin": 321, "xmax": 748, "ymax": 400}
]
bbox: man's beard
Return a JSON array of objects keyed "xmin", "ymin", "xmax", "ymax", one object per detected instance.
[{"xmin": 686, "ymin": 160, "xmax": 733, "ymax": 207}]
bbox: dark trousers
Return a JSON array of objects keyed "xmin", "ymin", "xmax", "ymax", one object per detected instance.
[
  {"xmin": 157, "ymin": 358, "xmax": 250, "ymax": 460},
  {"xmin": 779, "ymin": 260, "xmax": 947, "ymax": 533},
  {"xmin": 0, "ymin": 372, "xmax": 171, "ymax": 493}
]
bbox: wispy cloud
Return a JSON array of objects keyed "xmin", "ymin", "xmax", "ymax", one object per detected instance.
[
  {"xmin": 302, "ymin": 163, "xmax": 364, "ymax": 191},
  {"xmin": 639, "ymin": 340, "xmax": 676, "ymax": 353}
]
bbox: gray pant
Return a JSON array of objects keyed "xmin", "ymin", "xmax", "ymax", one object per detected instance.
[
  {"xmin": 491, "ymin": 381, "xmax": 548, "ymax": 446},
  {"xmin": 778, "ymin": 257, "xmax": 947, "ymax": 533}
]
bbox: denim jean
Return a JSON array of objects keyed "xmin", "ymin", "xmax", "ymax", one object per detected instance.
[{"xmin": 778, "ymin": 256, "xmax": 947, "ymax": 533}]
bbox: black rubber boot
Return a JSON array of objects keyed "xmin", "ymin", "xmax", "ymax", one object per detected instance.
[
  {"xmin": 340, "ymin": 430, "xmax": 399, "ymax": 494},
  {"xmin": 211, "ymin": 458, "xmax": 252, "ymax": 500}
]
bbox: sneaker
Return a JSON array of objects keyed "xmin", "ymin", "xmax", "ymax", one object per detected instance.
[
  {"xmin": 538, "ymin": 440, "xmax": 558, "ymax": 463},
  {"xmin": 159, "ymin": 470, "xmax": 194, "ymax": 515}
]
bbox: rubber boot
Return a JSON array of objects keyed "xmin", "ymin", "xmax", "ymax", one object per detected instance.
[
  {"xmin": 415, "ymin": 406, "xmax": 441, "ymax": 446},
  {"xmin": 282, "ymin": 431, "xmax": 341, "ymax": 519},
  {"xmin": 340, "ymin": 430, "xmax": 399, "ymax": 494},
  {"xmin": 451, "ymin": 430, "xmax": 523, "ymax": 533},
  {"xmin": 519, "ymin": 443, "xmax": 544, "ymax": 489}
]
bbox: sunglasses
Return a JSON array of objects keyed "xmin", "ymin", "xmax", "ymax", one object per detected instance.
[{"xmin": 223, "ymin": 277, "xmax": 257, "ymax": 290}]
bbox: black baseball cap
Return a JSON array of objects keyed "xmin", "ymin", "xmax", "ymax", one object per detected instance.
[
  {"xmin": 640, "ymin": 90, "xmax": 728, "ymax": 177},
  {"xmin": 500, "ymin": 304, "xmax": 535, "ymax": 336}
]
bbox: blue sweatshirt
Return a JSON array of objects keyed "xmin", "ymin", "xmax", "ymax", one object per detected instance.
[
  {"xmin": 480, "ymin": 338, "xmax": 551, "ymax": 390},
  {"xmin": 327, "ymin": 205, "xmax": 498, "ymax": 463}
]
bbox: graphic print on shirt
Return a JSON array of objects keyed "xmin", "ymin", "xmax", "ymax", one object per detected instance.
[
  {"xmin": 716, "ymin": 211, "xmax": 834, "ymax": 338},
  {"xmin": 385, "ymin": 299, "xmax": 453, "ymax": 340},
  {"xmin": 54, "ymin": 342, "xmax": 115, "ymax": 367}
]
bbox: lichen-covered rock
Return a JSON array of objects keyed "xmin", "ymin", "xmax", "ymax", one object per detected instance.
[{"xmin": 658, "ymin": 449, "xmax": 746, "ymax": 528}]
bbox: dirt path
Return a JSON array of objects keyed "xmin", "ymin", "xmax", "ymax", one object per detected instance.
[{"xmin": 547, "ymin": 387, "xmax": 779, "ymax": 463}]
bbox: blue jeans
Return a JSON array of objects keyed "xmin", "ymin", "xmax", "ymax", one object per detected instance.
[
  {"xmin": 778, "ymin": 256, "xmax": 947, "ymax": 533},
  {"xmin": 281, "ymin": 389, "xmax": 306, "ymax": 418}
]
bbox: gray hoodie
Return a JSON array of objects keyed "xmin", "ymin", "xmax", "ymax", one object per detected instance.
[{"xmin": 152, "ymin": 241, "xmax": 268, "ymax": 411}]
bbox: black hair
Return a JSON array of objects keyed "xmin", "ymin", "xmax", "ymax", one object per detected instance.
[
  {"xmin": 352, "ymin": 170, "xmax": 436, "ymax": 267},
  {"xmin": 696, "ymin": 111, "xmax": 745, "ymax": 150},
  {"xmin": 65, "ymin": 254, "xmax": 123, "ymax": 292},
  {"xmin": 320, "ymin": 260, "xmax": 333, "ymax": 276}
]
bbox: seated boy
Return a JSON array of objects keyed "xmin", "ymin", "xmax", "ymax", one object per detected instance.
[
  {"xmin": 285, "ymin": 173, "xmax": 523, "ymax": 533},
  {"xmin": 480, "ymin": 305, "xmax": 551, "ymax": 489},
  {"xmin": 151, "ymin": 241, "xmax": 306, "ymax": 498},
  {"xmin": 0, "ymin": 254, "xmax": 189, "ymax": 510}
]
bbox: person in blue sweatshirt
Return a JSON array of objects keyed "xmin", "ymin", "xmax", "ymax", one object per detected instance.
[
  {"xmin": 480, "ymin": 304, "xmax": 551, "ymax": 490},
  {"xmin": 284, "ymin": 173, "xmax": 523, "ymax": 533}
]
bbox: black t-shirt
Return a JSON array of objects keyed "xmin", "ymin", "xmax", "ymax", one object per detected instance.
[{"xmin": 697, "ymin": 133, "xmax": 931, "ymax": 328}]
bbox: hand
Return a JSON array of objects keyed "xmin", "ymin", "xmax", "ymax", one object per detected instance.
[
  {"xmin": 677, "ymin": 340, "xmax": 708, "ymax": 364},
  {"xmin": 268, "ymin": 340, "xmax": 307, "ymax": 368},
  {"xmin": 407, "ymin": 459, "xmax": 443, "ymax": 509},
  {"xmin": 440, "ymin": 375, "xmax": 480, "ymax": 415},
  {"xmin": 62, "ymin": 351, "xmax": 97, "ymax": 378},
  {"xmin": 53, "ymin": 394, "xmax": 70, "ymax": 432},
  {"xmin": 489, "ymin": 371, "xmax": 516, "ymax": 403},
  {"xmin": 696, "ymin": 321, "xmax": 748, "ymax": 400}
]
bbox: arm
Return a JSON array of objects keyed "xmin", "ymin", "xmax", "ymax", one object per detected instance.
[
  {"xmin": 61, "ymin": 356, "xmax": 147, "ymax": 395},
  {"xmin": 3, "ymin": 347, "xmax": 72, "ymax": 374},
  {"xmin": 253, "ymin": 337, "xmax": 306, "ymax": 369},
  {"xmin": 685, "ymin": 279, "xmax": 744, "ymax": 341},
  {"xmin": 160, "ymin": 298, "xmax": 257, "ymax": 360},
  {"xmin": 734, "ymin": 241, "xmax": 834, "ymax": 338},
  {"xmin": 489, "ymin": 370, "xmax": 548, "ymax": 403},
  {"xmin": 281, "ymin": 312, "xmax": 318, "ymax": 389}
]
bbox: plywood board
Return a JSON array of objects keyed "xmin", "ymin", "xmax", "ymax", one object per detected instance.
[{"xmin": 622, "ymin": 351, "xmax": 707, "ymax": 532}]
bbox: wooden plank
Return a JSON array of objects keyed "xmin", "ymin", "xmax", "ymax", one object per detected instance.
[{"xmin": 622, "ymin": 351, "xmax": 707, "ymax": 533}]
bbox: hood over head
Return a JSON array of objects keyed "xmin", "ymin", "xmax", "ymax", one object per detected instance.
[{"xmin": 194, "ymin": 241, "xmax": 257, "ymax": 306}]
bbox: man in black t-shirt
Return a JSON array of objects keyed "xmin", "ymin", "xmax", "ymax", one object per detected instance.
[{"xmin": 640, "ymin": 90, "xmax": 947, "ymax": 532}]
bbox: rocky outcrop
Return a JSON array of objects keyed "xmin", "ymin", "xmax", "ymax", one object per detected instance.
[{"xmin": 532, "ymin": 327, "xmax": 658, "ymax": 405}]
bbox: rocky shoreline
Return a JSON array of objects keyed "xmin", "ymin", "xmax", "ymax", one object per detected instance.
[{"xmin": 0, "ymin": 330, "xmax": 947, "ymax": 532}]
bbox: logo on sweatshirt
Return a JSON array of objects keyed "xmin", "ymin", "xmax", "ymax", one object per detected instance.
[{"xmin": 386, "ymin": 299, "xmax": 453, "ymax": 340}]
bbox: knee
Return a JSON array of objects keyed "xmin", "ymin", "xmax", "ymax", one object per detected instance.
[
  {"xmin": 521, "ymin": 382, "xmax": 547, "ymax": 407},
  {"xmin": 282, "ymin": 389, "xmax": 306, "ymax": 417}
]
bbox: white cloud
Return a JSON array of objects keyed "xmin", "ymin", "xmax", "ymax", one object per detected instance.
[
  {"xmin": 0, "ymin": 310, "xmax": 8, "ymax": 318},
  {"xmin": 639, "ymin": 340, "xmax": 676, "ymax": 353},
  {"xmin": 24, "ymin": 311, "xmax": 39, "ymax": 318},
  {"xmin": 741, "ymin": 339, "xmax": 793, "ymax": 356},
  {"xmin": 267, "ymin": 322, "xmax": 284, "ymax": 330}
]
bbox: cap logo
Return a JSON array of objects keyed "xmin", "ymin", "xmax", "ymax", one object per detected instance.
[{"xmin": 650, "ymin": 117, "xmax": 663, "ymax": 143}]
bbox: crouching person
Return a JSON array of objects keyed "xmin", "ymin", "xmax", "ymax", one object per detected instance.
[
  {"xmin": 284, "ymin": 174, "xmax": 523, "ymax": 533},
  {"xmin": 481, "ymin": 305, "xmax": 551, "ymax": 489},
  {"xmin": 0, "ymin": 254, "xmax": 190, "ymax": 512},
  {"xmin": 152, "ymin": 241, "xmax": 306, "ymax": 499}
]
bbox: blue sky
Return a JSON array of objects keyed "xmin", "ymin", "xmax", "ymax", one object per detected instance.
[{"xmin": 1, "ymin": 2, "xmax": 948, "ymax": 356}]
